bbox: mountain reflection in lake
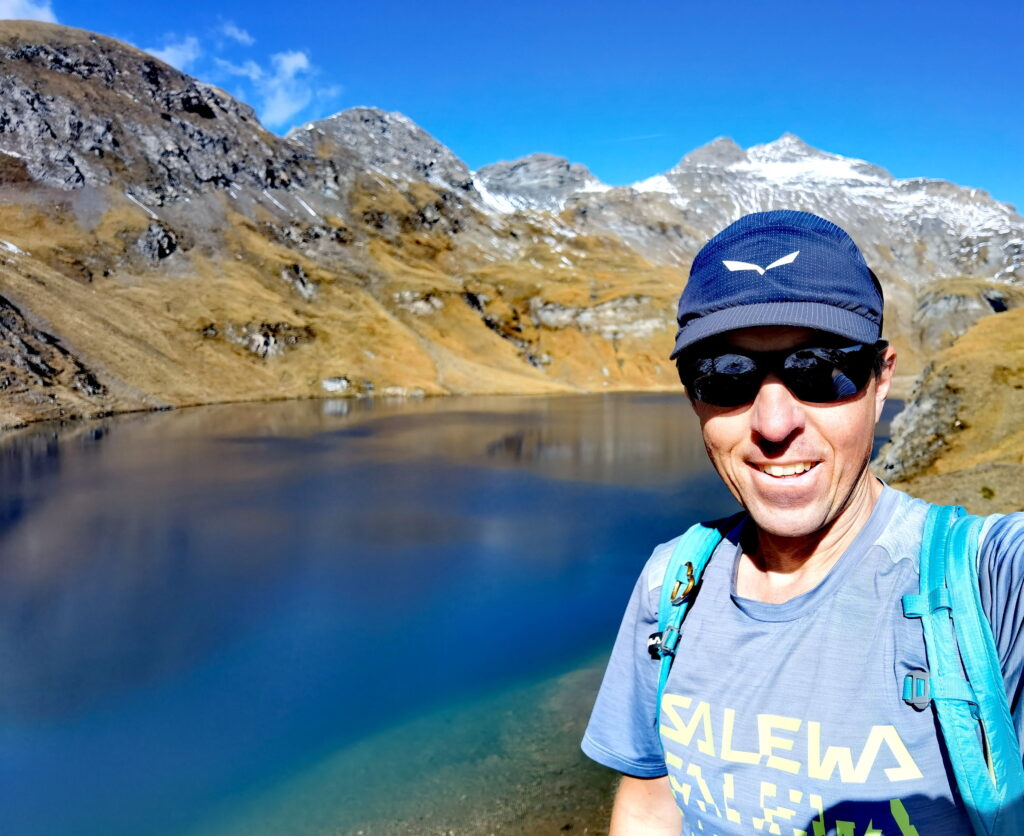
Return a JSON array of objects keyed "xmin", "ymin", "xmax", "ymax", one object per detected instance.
[{"xmin": 0, "ymin": 394, "xmax": 898, "ymax": 835}]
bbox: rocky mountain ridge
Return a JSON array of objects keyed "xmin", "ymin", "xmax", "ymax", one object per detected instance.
[{"xmin": 0, "ymin": 20, "xmax": 1022, "ymax": 510}]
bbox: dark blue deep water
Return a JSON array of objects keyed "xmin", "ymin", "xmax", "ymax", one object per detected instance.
[{"xmin": 0, "ymin": 394, "xmax": 899, "ymax": 835}]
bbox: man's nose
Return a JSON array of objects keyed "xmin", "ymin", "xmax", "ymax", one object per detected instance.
[{"xmin": 749, "ymin": 375, "xmax": 805, "ymax": 445}]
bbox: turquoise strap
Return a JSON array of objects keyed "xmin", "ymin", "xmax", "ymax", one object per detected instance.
[
  {"xmin": 946, "ymin": 513, "xmax": 1024, "ymax": 834},
  {"xmin": 907, "ymin": 505, "xmax": 1024, "ymax": 836},
  {"xmin": 653, "ymin": 522, "xmax": 725, "ymax": 729},
  {"xmin": 902, "ymin": 587, "xmax": 952, "ymax": 616}
]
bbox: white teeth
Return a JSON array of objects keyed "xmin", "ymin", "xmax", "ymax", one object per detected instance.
[{"xmin": 760, "ymin": 462, "xmax": 815, "ymax": 477}]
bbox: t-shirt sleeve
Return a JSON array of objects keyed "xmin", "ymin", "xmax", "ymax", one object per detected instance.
[
  {"xmin": 581, "ymin": 546, "xmax": 670, "ymax": 777},
  {"xmin": 977, "ymin": 512, "xmax": 1024, "ymax": 718}
]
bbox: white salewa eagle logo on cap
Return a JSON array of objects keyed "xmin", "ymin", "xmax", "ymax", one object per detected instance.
[{"xmin": 722, "ymin": 250, "xmax": 800, "ymax": 275}]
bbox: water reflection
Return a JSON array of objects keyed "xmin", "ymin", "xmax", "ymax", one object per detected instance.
[{"xmin": 0, "ymin": 393, "xmax": 895, "ymax": 835}]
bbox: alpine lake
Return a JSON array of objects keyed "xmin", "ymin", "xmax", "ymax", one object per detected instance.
[{"xmin": 0, "ymin": 393, "xmax": 901, "ymax": 835}]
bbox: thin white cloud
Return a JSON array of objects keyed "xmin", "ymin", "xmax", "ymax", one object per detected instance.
[
  {"xmin": 0, "ymin": 0, "xmax": 57, "ymax": 22},
  {"xmin": 140, "ymin": 24, "xmax": 339, "ymax": 130},
  {"xmin": 144, "ymin": 35, "xmax": 202, "ymax": 72},
  {"xmin": 259, "ymin": 50, "xmax": 313, "ymax": 127},
  {"xmin": 272, "ymin": 50, "xmax": 310, "ymax": 78},
  {"xmin": 219, "ymin": 21, "xmax": 254, "ymax": 46},
  {"xmin": 215, "ymin": 57, "xmax": 262, "ymax": 82},
  {"xmin": 317, "ymin": 84, "xmax": 344, "ymax": 100}
]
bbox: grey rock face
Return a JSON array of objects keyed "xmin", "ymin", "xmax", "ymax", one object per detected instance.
[
  {"xmin": 529, "ymin": 295, "xmax": 665, "ymax": 340},
  {"xmin": 873, "ymin": 366, "xmax": 961, "ymax": 482},
  {"xmin": 289, "ymin": 107, "xmax": 475, "ymax": 194},
  {"xmin": 912, "ymin": 285, "xmax": 1024, "ymax": 354},
  {"xmin": 566, "ymin": 133, "xmax": 1024, "ymax": 289},
  {"xmin": 676, "ymin": 137, "xmax": 748, "ymax": 168},
  {"xmin": 474, "ymin": 153, "xmax": 606, "ymax": 212},
  {"xmin": 136, "ymin": 223, "xmax": 177, "ymax": 260},
  {"xmin": 0, "ymin": 22, "xmax": 340, "ymax": 206},
  {"xmin": 0, "ymin": 292, "xmax": 107, "ymax": 401}
]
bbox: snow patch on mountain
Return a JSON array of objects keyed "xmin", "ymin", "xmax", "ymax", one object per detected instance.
[{"xmin": 632, "ymin": 174, "xmax": 673, "ymax": 193}]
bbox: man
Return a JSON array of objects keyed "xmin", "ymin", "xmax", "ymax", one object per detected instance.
[{"xmin": 581, "ymin": 210, "xmax": 1024, "ymax": 835}]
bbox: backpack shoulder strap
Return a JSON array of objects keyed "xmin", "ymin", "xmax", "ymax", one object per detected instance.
[
  {"xmin": 903, "ymin": 504, "xmax": 1024, "ymax": 836},
  {"xmin": 651, "ymin": 513, "xmax": 742, "ymax": 728}
]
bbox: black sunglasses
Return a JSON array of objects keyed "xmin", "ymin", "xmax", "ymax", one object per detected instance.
[{"xmin": 678, "ymin": 340, "xmax": 887, "ymax": 408}]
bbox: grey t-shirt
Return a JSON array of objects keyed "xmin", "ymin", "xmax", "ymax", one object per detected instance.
[{"xmin": 582, "ymin": 485, "xmax": 1024, "ymax": 835}]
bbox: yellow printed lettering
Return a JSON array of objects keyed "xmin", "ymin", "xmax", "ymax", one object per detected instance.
[
  {"xmin": 722, "ymin": 772, "xmax": 742, "ymax": 824},
  {"xmin": 752, "ymin": 781, "xmax": 796, "ymax": 834},
  {"xmin": 661, "ymin": 694, "xmax": 716, "ymax": 756},
  {"xmin": 721, "ymin": 707, "xmax": 761, "ymax": 764},
  {"xmin": 807, "ymin": 721, "xmax": 859, "ymax": 782},
  {"xmin": 890, "ymin": 799, "xmax": 922, "ymax": 836},
  {"xmin": 686, "ymin": 762, "xmax": 722, "ymax": 817},
  {"xmin": 807, "ymin": 722, "xmax": 920, "ymax": 783},
  {"xmin": 668, "ymin": 773, "xmax": 692, "ymax": 806},
  {"xmin": 873, "ymin": 727, "xmax": 924, "ymax": 782},
  {"xmin": 808, "ymin": 793, "xmax": 826, "ymax": 836},
  {"xmin": 757, "ymin": 714, "xmax": 802, "ymax": 774}
]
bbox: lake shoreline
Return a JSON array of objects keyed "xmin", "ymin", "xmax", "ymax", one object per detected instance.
[
  {"xmin": 2, "ymin": 373, "xmax": 923, "ymax": 437},
  {"xmin": 1, "ymin": 385, "xmax": 685, "ymax": 434}
]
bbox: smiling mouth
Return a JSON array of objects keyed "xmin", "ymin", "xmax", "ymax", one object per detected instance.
[{"xmin": 755, "ymin": 462, "xmax": 818, "ymax": 478}]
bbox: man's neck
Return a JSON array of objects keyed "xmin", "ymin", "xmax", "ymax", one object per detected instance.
[{"xmin": 736, "ymin": 477, "xmax": 883, "ymax": 604}]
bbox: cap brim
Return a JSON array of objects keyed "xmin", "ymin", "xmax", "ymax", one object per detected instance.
[{"xmin": 670, "ymin": 301, "xmax": 880, "ymax": 359}]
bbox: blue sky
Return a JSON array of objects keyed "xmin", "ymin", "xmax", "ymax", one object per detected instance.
[{"xmin": 3, "ymin": 0, "xmax": 1023, "ymax": 211}]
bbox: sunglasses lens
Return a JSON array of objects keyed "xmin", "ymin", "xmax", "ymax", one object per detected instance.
[
  {"xmin": 686, "ymin": 353, "xmax": 761, "ymax": 407},
  {"xmin": 683, "ymin": 343, "xmax": 880, "ymax": 407},
  {"xmin": 782, "ymin": 345, "xmax": 876, "ymax": 403}
]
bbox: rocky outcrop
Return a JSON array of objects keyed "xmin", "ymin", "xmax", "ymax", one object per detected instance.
[
  {"xmin": 529, "ymin": 295, "xmax": 665, "ymax": 341},
  {"xmin": 475, "ymin": 153, "xmax": 607, "ymax": 212},
  {"xmin": 874, "ymin": 306, "xmax": 1024, "ymax": 512},
  {"xmin": 873, "ymin": 366, "xmax": 961, "ymax": 483},
  {"xmin": 0, "ymin": 23, "xmax": 340, "ymax": 206},
  {"xmin": 288, "ymin": 107, "xmax": 473, "ymax": 195},
  {"xmin": 911, "ymin": 280, "xmax": 1024, "ymax": 354},
  {"xmin": 0, "ymin": 290, "xmax": 115, "ymax": 425}
]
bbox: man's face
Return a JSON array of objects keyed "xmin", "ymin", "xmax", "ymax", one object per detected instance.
[{"xmin": 690, "ymin": 326, "xmax": 896, "ymax": 540}]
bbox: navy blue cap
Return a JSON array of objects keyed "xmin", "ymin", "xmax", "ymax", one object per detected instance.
[{"xmin": 670, "ymin": 210, "xmax": 883, "ymax": 358}]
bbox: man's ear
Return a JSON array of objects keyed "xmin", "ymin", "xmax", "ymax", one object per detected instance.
[{"xmin": 874, "ymin": 345, "xmax": 897, "ymax": 421}]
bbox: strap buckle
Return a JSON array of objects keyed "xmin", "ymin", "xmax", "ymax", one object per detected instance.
[
  {"xmin": 903, "ymin": 669, "xmax": 931, "ymax": 710},
  {"xmin": 648, "ymin": 625, "xmax": 682, "ymax": 660}
]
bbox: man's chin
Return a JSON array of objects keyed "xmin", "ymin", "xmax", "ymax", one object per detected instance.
[{"xmin": 744, "ymin": 502, "xmax": 829, "ymax": 541}]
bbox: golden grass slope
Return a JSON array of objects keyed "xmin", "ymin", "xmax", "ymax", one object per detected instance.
[
  {"xmin": 0, "ymin": 173, "xmax": 686, "ymax": 429},
  {"xmin": 882, "ymin": 306, "xmax": 1024, "ymax": 513}
]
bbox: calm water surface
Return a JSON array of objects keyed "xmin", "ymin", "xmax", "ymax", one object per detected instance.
[{"xmin": 0, "ymin": 393, "xmax": 900, "ymax": 835}]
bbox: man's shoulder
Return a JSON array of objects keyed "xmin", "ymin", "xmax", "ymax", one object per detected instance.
[
  {"xmin": 880, "ymin": 484, "xmax": 1024, "ymax": 566},
  {"xmin": 873, "ymin": 484, "xmax": 932, "ymax": 565},
  {"xmin": 643, "ymin": 511, "xmax": 746, "ymax": 594},
  {"xmin": 978, "ymin": 510, "xmax": 1024, "ymax": 568}
]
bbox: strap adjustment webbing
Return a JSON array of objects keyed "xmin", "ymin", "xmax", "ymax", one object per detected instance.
[
  {"xmin": 902, "ymin": 669, "xmax": 978, "ymax": 710},
  {"xmin": 902, "ymin": 587, "xmax": 952, "ymax": 617}
]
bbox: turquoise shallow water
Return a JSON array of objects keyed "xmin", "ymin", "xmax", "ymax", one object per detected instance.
[{"xmin": 0, "ymin": 393, "xmax": 898, "ymax": 835}]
